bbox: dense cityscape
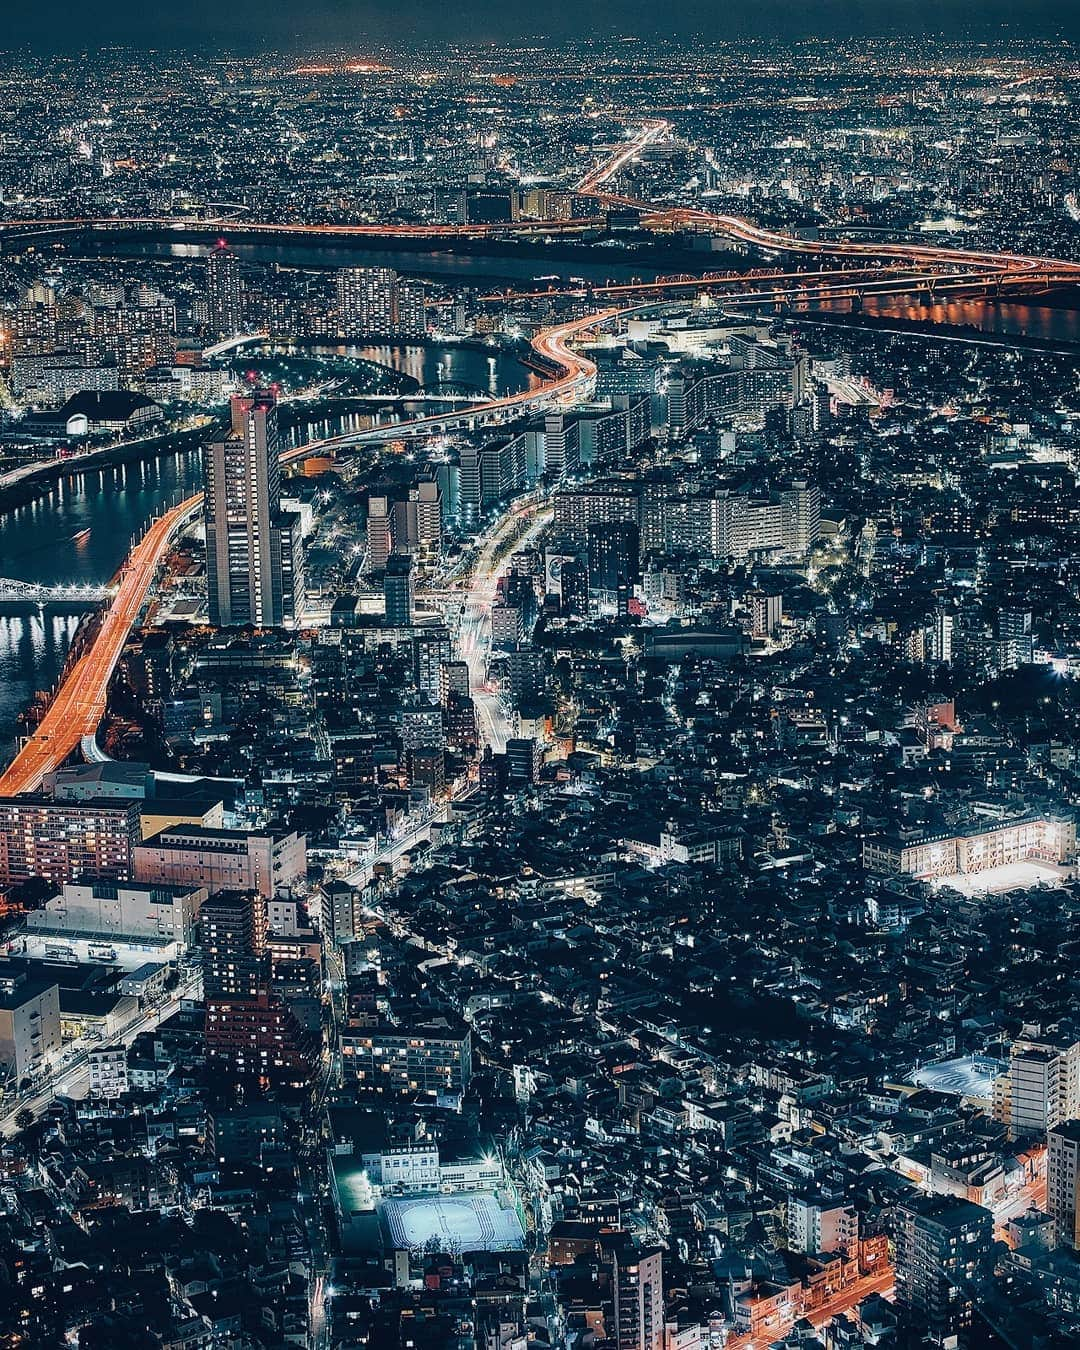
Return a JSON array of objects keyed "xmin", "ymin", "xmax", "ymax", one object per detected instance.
[{"xmin": 0, "ymin": 25, "xmax": 1078, "ymax": 1350}]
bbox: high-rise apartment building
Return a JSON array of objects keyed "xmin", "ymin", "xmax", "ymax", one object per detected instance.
[
  {"xmin": 410, "ymin": 478, "xmax": 443, "ymax": 563},
  {"xmin": 203, "ymin": 392, "xmax": 305, "ymax": 627},
  {"xmin": 541, "ymin": 413, "xmax": 580, "ymax": 481},
  {"xmin": 336, "ymin": 266, "xmax": 397, "ymax": 337},
  {"xmin": 995, "ymin": 1033, "xmax": 1080, "ymax": 1140},
  {"xmin": 341, "ymin": 1016, "xmax": 472, "ymax": 1104},
  {"xmin": 1047, "ymin": 1120, "xmax": 1080, "ymax": 1250},
  {"xmin": 396, "ymin": 279, "xmax": 427, "ymax": 337},
  {"xmin": 200, "ymin": 890, "xmax": 316, "ymax": 1095},
  {"xmin": 785, "ymin": 1194, "xmax": 859, "ymax": 1256},
  {"xmin": 601, "ymin": 1237, "xmax": 664, "ymax": 1350},
  {"xmin": 365, "ymin": 495, "xmax": 394, "ymax": 570},
  {"xmin": 200, "ymin": 890, "xmax": 268, "ymax": 1001},
  {"xmin": 711, "ymin": 481, "xmax": 820, "ymax": 562},
  {"xmin": 554, "ymin": 482, "xmax": 641, "ymax": 538},
  {"xmin": 414, "ymin": 626, "xmax": 453, "ymax": 703},
  {"xmin": 206, "ymin": 244, "xmax": 243, "ymax": 336},
  {"xmin": 894, "ymin": 1194, "xmax": 994, "ymax": 1344},
  {"xmin": 0, "ymin": 796, "xmax": 142, "ymax": 886}
]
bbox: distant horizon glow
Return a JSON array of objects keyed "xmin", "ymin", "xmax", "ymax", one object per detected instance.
[{"xmin": 4, "ymin": 0, "xmax": 1080, "ymax": 51}]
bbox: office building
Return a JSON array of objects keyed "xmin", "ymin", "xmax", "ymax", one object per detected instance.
[
  {"xmin": 588, "ymin": 520, "xmax": 639, "ymax": 609},
  {"xmin": 203, "ymin": 392, "xmax": 305, "ymax": 627},
  {"xmin": 134, "ymin": 825, "xmax": 307, "ymax": 900},
  {"xmin": 0, "ymin": 796, "xmax": 142, "ymax": 886},
  {"xmin": 894, "ymin": 1194, "xmax": 994, "ymax": 1343},
  {"xmin": 506, "ymin": 737, "xmax": 542, "ymax": 787}
]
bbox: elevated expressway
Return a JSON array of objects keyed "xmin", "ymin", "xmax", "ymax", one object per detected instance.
[
  {"xmin": 0, "ymin": 120, "xmax": 668, "ymax": 250},
  {"xmin": 2, "ymin": 121, "xmax": 1079, "ymax": 793},
  {"xmin": 0, "ymin": 310, "xmax": 612, "ymax": 796}
]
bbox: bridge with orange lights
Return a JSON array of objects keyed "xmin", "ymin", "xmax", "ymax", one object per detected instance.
[
  {"xmin": 2, "ymin": 120, "xmax": 1079, "ymax": 795},
  {"xmin": 0, "ymin": 307, "xmax": 613, "ymax": 796}
]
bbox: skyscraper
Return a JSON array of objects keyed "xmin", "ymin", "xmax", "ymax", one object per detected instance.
[
  {"xmin": 206, "ymin": 244, "xmax": 243, "ymax": 337},
  {"xmin": 203, "ymin": 392, "xmax": 305, "ymax": 628}
]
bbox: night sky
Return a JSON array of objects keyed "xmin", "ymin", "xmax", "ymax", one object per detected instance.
[{"xmin": 4, "ymin": 0, "xmax": 1079, "ymax": 51}]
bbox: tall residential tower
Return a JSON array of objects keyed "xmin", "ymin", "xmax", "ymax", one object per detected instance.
[{"xmin": 203, "ymin": 392, "xmax": 304, "ymax": 628}]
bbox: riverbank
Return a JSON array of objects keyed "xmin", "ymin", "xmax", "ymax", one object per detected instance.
[
  {"xmin": 790, "ymin": 309, "xmax": 1080, "ymax": 356},
  {"xmin": 0, "ymin": 424, "xmax": 212, "ymax": 515},
  {"xmin": 61, "ymin": 227, "xmax": 752, "ymax": 287},
  {"xmin": 0, "ymin": 335, "xmax": 537, "ymax": 514}
]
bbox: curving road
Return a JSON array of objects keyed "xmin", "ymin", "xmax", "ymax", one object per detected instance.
[
  {"xmin": 3, "ymin": 119, "xmax": 1080, "ymax": 795},
  {"xmin": 457, "ymin": 501, "xmax": 554, "ymax": 753},
  {"xmin": 0, "ymin": 312, "xmax": 611, "ymax": 796}
]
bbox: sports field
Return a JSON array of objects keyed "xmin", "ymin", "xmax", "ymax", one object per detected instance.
[
  {"xmin": 913, "ymin": 1055, "xmax": 1005, "ymax": 1101},
  {"xmin": 381, "ymin": 1191, "xmax": 524, "ymax": 1252}
]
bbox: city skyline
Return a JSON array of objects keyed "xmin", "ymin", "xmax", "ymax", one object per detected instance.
[{"xmin": 0, "ymin": 26, "xmax": 1078, "ymax": 1350}]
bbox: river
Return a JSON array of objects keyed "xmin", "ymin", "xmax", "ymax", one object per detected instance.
[
  {"xmin": 814, "ymin": 293, "xmax": 1080, "ymax": 343},
  {"xmin": 1, "ymin": 299, "xmax": 1078, "ymax": 752},
  {"xmin": 76, "ymin": 237, "xmax": 690, "ymax": 288},
  {"xmin": 0, "ymin": 341, "xmax": 536, "ymax": 751}
]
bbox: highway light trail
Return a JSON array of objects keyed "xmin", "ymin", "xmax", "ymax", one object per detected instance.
[
  {"xmin": 0, "ymin": 313, "xmax": 610, "ymax": 794},
  {"xmin": 3, "ymin": 119, "xmax": 1079, "ymax": 796}
]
